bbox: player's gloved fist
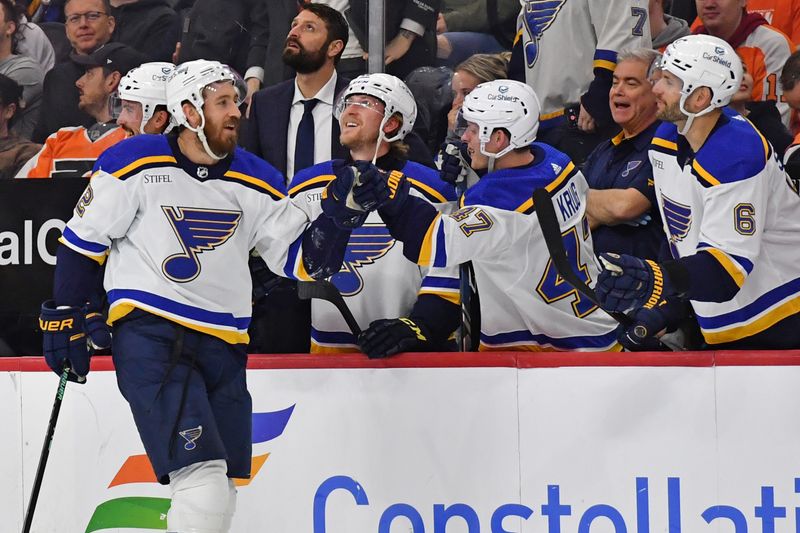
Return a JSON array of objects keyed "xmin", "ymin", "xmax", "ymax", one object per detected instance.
[
  {"xmin": 357, "ymin": 317, "xmax": 431, "ymax": 359},
  {"xmin": 596, "ymin": 253, "xmax": 673, "ymax": 314},
  {"xmin": 439, "ymin": 142, "xmax": 470, "ymax": 186},
  {"xmin": 39, "ymin": 300, "xmax": 110, "ymax": 383},
  {"xmin": 321, "ymin": 159, "xmax": 369, "ymax": 229},
  {"xmin": 349, "ymin": 160, "xmax": 392, "ymax": 211}
]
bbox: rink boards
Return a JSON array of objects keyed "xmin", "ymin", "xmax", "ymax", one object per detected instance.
[{"xmin": 2, "ymin": 351, "xmax": 800, "ymax": 533}]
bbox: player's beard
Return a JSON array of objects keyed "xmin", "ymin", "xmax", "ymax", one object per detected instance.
[
  {"xmin": 282, "ymin": 38, "xmax": 328, "ymax": 74},
  {"xmin": 657, "ymin": 99, "xmax": 686, "ymax": 123},
  {"xmin": 204, "ymin": 117, "xmax": 240, "ymax": 156}
]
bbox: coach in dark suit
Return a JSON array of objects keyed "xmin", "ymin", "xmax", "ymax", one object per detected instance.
[{"xmin": 241, "ymin": 3, "xmax": 350, "ymax": 183}]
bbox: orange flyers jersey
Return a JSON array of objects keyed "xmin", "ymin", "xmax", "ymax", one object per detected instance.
[
  {"xmin": 14, "ymin": 125, "xmax": 126, "ymax": 179},
  {"xmin": 747, "ymin": 0, "xmax": 800, "ymax": 45}
]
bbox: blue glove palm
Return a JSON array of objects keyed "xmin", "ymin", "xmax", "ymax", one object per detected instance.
[
  {"xmin": 40, "ymin": 300, "xmax": 111, "ymax": 383},
  {"xmin": 357, "ymin": 317, "xmax": 430, "ymax": 359},
  {"xmin": 596, "ymin": 253, "xmax": 673, "ymax": 314}
]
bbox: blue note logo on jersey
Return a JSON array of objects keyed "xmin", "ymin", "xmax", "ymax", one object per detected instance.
[
  {"xmin": 330, "ymin": 223, "xmax": 395, "ymax": 296},
  {"xmin": 162, "ymin": 206, "xmax": 242, "ymax": 283},
  {"xmin": 662, "ymin": 194, "xmax": 692, "ymax": 258},
  {"xmin": 522, "ymin": 0, "xmax": 567, "ymax": 68}
]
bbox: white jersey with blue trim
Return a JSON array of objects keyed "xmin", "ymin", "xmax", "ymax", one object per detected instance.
[
  {"xmin": 60, "ymin": 134, "xmax": 316, "ymax": 345},
  {"xmin": 289, "ymin": 159, "xmax": 458, "ymax": 352},
  {"xmin": 649, "ymin": 113, "xmax": 800, "ymax": 345},
  {"xmin": 515, "ymin": 0, "xmax": 650, "ymax": 123},
  {"xmin": 413, "ymin": 143, "xmax": 619, "ymax": 351}
]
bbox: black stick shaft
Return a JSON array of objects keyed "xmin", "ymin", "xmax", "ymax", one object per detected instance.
[{"xmin": 22, "ymin": 366, "xmax": 69, "ymax": 533}]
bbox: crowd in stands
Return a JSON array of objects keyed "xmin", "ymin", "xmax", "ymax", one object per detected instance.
[{"xmin": 4, "ymin": 0, "xmax": 800, "ymax": 355}]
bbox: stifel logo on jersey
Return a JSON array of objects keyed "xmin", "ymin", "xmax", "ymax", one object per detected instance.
[{"xmin": 161, "ymin": 206, "xmax": 242, "ymax": 283}]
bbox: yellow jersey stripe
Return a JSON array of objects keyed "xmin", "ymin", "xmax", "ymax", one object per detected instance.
[
  {"xmin": 418, "ymin": 213, "xmax": 441, "ymax": 266},
  {"xmin": 112, "ymin": 155, "xmax": 177, "ymax": 178},
  {"xmin": 479, "ymin": 342, "xmax": 623, "ymax": 352},
  {"xmin": 224, "ymin": 170, "xmax": 286, "ymax": 198},
  {"xmin": 58, "ymin": 236, "xmax": 108, "ymax": 265},
  {"xmin": 513, "ymin": 28, "xmax": 523, "ymax": 46},
  {"xmin": 652, "ymin": 137, "xmax": 677, "ymax": 150},
  {"xmin": 294, "ymin": 254, "xmax": 313, "ymax": 281},
  {"xmin": 310, "ymin": 342, "xmax": 359, "ymax": 354},
  {"xmin": 288, "ymin": 174, "xmax": 335, "ymax": 196},
  {"xmin": 108, "ymin": 303, "xmax": 249, "ymax": 344},
  {"xmin": 408, "ymin": 178, "xmax": 447, "ymax": 203},
  {"xmin": 692, "ymin": 159, "xmax": 721, "ymax": 186},
  {"xmin": 593, "ymin": 59, "xmax": 616, "ymax": 71},
  {"xmin": 704, "ymin": 248, "xmax": 746, "ymax": 288},
  {"xmin": 540, "ymin": 108, "xmax": 566, "ymax": 121},
  {"xmin": 702, "ymin": 295, "xmax": 800, "ymax": 344},
  {"xmin": 516, "ymin": 161, "xmax": 576, "ymax": 213},
  {"xmin": 418, "ymin": 289, "xmax": 460, "ymax": 305}
]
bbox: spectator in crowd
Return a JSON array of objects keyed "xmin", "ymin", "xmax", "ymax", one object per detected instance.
[
  {"xmin": 0, "ymin": 0, "xmax": 43, "ymax": 139},
  {"xmin": 16, "ymin": 42, "xmax": 145, "ymax": 177},
  {"xmin": 446, "ymin": 52, "xmax": 508, "ymax": 140},
  {"xmin": 16, "ymin": 10, "xmax": 56, "ymax": 72},
  {"xmin": 370, "ymin": 79, "xmax": 620, "ymax": 351},
  {"xmin": 727, "ymin": 60, "xmax": 792, "ymax": 158},
  {"xmin": 435, "ymin": 0, "xmax": 517, "ymax": 68},
  {"xmin": 110, "ymin": 0, "xmax": 178, "ymax": 62},
  {"xmin": 692, "ymin": 0, "xmax": 793, "ymax": 126},
  {"xmin": 346, "ymin": 0, "xmax": 440, "ymax": 80},
  {"xmin": 32, "ymin": 0, "xmax": 116, "ymax": 143},
  {"xmin": 289, "ymin": 73, "xmax": 459, "ymax": 355},
  {"xmin": 115, "ymin": 61, "xmax": 173, "ymax": 136},
  {"xmin": 0, "ymin": 74, "xmax": 39, "ymax": 178},
  {"xmin": 598, "ymin": 35, "xmax": 800, "ymax": 350},
  {"xmin": 734, "ymin": 0, "xmax": 800, "ymax": 46},
  {"xmin": 779, "ymin": 50, "xmax": 800, "ymax": 180},
  {"xmin": 584, "ymin": 48, "xmax": 667, "ymax": 261},
  {"xmin": 509, "ymin": 0, "xmax": 652, "ymax": 166},
  {"xmin": 176, "ymin": 0, "xmax": 295, "ymax": 97},
  {"xmin": 650, "ymin": 0, "xmax": 690, "ymax": 49}
]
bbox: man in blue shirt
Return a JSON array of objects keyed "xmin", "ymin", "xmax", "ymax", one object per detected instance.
[{"xmin": 584, "ymin": 48, "xmax": 667, "ymax": 261}]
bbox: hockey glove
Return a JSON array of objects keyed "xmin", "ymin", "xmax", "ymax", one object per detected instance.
[
  {"xmin": 357, "ymin": 317, "xmax": 431, "ymax": 359},
  {"xmin": 439, "ymin": 142, "xmax": 476, "ymax": 188},
  {"xmin": 40, "ymin": 300, "xmax": 111, "ymax": 383},
  {"xmin": 618, "ymin": 299, "xmax": 686, "ymax": 351},
  {"xmin": 321, "ymin": 160, "xmax": 369, "ymax": 229},
  {"xmin": 596, "ymin": 253, "xmax": 677, "ymax": 314},
  {"xmin": 350, "ymin": 160, "xmax": 410, "ymax": 217}
]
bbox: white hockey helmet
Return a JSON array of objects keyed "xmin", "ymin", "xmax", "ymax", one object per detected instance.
[
  {"xmin": 335, "ymin": 73, "xmax": 417, "ymax": 143},
  {"xmin": 117, "ymin": 61, "xmax": 174, "ymax": 134},
  {"xmin": 659, "ymin": 35, "xmax": 742, "ymax": 132},
  {"xmin": 461, "ymin": 79, "xmax": 540, "ymax": 161},
  {"xmin": 166, "ymin": 59, "xmax": 246, "ymax": 159}
]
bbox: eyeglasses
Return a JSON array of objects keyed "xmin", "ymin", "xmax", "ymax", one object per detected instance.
[{"xmin": 65, "ymin": 11, "xmax": 108, "ymax": 25}]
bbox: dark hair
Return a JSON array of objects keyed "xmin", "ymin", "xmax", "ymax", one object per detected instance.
[
  {"xmin": 64, "ymin": 0, "xmax": 112, "ymax": 12},
  {"xmin": 0, "ymin": 0, "xmax": 20, "ymax": 53},
  {"xmin": 781, "ymin": 50, "xmax": 800, "ymax": 92},
  {"xmin": 0, "ymin": 73, "xmax": 22, "ymax": 112},
  {"xmin": 300, "ymin": 2, "xmax": 349, "ymax": 64}
]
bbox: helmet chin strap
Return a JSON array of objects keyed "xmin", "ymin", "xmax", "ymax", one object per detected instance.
[
  {"xmin": 480, "ymin": 139, "xmax": 513, "ymax": 173},
  {"xmin": 186, "ymin": 106, "xmax": 226, "ymax": 161},
  {"xmin": 677, "ymin": 92, "xmax": 715, "ymax": 136}
]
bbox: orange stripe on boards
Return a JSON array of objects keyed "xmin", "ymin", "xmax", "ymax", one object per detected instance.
[
  {"xmin": 234, "ymin": 454, "xmax": 270, "ymax": 487},
  {"xmin": 108, "ymin": 454, "xmax": 157, "ymax": 487}
]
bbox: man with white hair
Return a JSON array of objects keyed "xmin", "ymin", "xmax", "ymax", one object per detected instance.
[
  {"xmin": 115, "ymin": 61, "xmax": 173, "ymax": 136},
  {"xmin": 37, "ymin": 59, "xmax": 385, "ymax": 532},
  {"xmin": 597, "ymin": 35, "xmax": 800, "ymax": 349}
]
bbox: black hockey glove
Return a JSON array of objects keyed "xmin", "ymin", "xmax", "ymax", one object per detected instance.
[
  {"xmin": 357, "ymin": 317, "xmax": 431, "ymax": 359},
  {"xmin": 596, "ymin": 253, "xmax": 680, "ymax": 314},
  {"xmin": 439, "ymin": 142, "xmax": 475, "ymax": 187},
  {"xmin": 320, "ymin": 160, "xmax": 369, "ymax": 229},
  {"xmin": 350, "ymin": 161, "xmax": 410, "ymax": 217},
  {"xmin": 40, "ymin": 300, "xmax": 111, "ymax": 383},
  {"xmin": 618, "ymin": 298, "xmax": 687, "ymax": 351}
]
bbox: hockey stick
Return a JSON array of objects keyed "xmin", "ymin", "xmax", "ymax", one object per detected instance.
[
  {"xmin": 297, "ymin": 280, "xmax": 361, "ymax": 336},
  {"xmin": 22, "ymin": 365, "xmax": 69, "ymax": 533},
  {"xmin": 532, "ymin": 188, "xmax": 673, "ymax": 351}
]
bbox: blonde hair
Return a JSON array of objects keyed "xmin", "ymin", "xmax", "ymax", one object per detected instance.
[{"xmin": 455, "ymin": 52, "xmax": 510, "ymax": 84}]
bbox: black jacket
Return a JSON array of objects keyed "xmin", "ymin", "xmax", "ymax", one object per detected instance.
[{"xmin": 111, "ymin": 0, "xmax": 179, "ymax": 62}]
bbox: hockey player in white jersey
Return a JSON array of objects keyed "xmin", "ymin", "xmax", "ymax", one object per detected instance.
[
  {"xmin": 37, "ymin": 60, "xmax": 384, "ymax": 532},
  {"xmin": 596, "ymin": 35, "xmax": 800, "ymax": 349},
  {"xmin": 115, "ymin": 61, "xmax": 174, "ymax": 136},
  {"xmin": 509, "ymin": 0, "xmax": 651, "ymax": 164},
  {"xmin": 361, "ymin": 79, "xmax": 620, "ymax": 351},
  {"xmin": 288, "ymin": 73, "xmax": 460, "ymax": 356}
]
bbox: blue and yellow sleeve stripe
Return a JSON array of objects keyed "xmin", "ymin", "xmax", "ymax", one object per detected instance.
[
  {"xmin": 288, "ymin": 174, "xmax": 335, "ymax": 197},
  {"xmin": 697, "ymin": 244, "xmax": 754, "ymax": 288},
  {"xmin": 593, "ymin": 49, "xmax": 617, "ymax": 72},
  {"xmin": 59, "ymin": 226, "xmax": 109, "ymax": 265},
  {"xmin": 418, "ymin": 275, "xmax": 460, "ymax": 305}
]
